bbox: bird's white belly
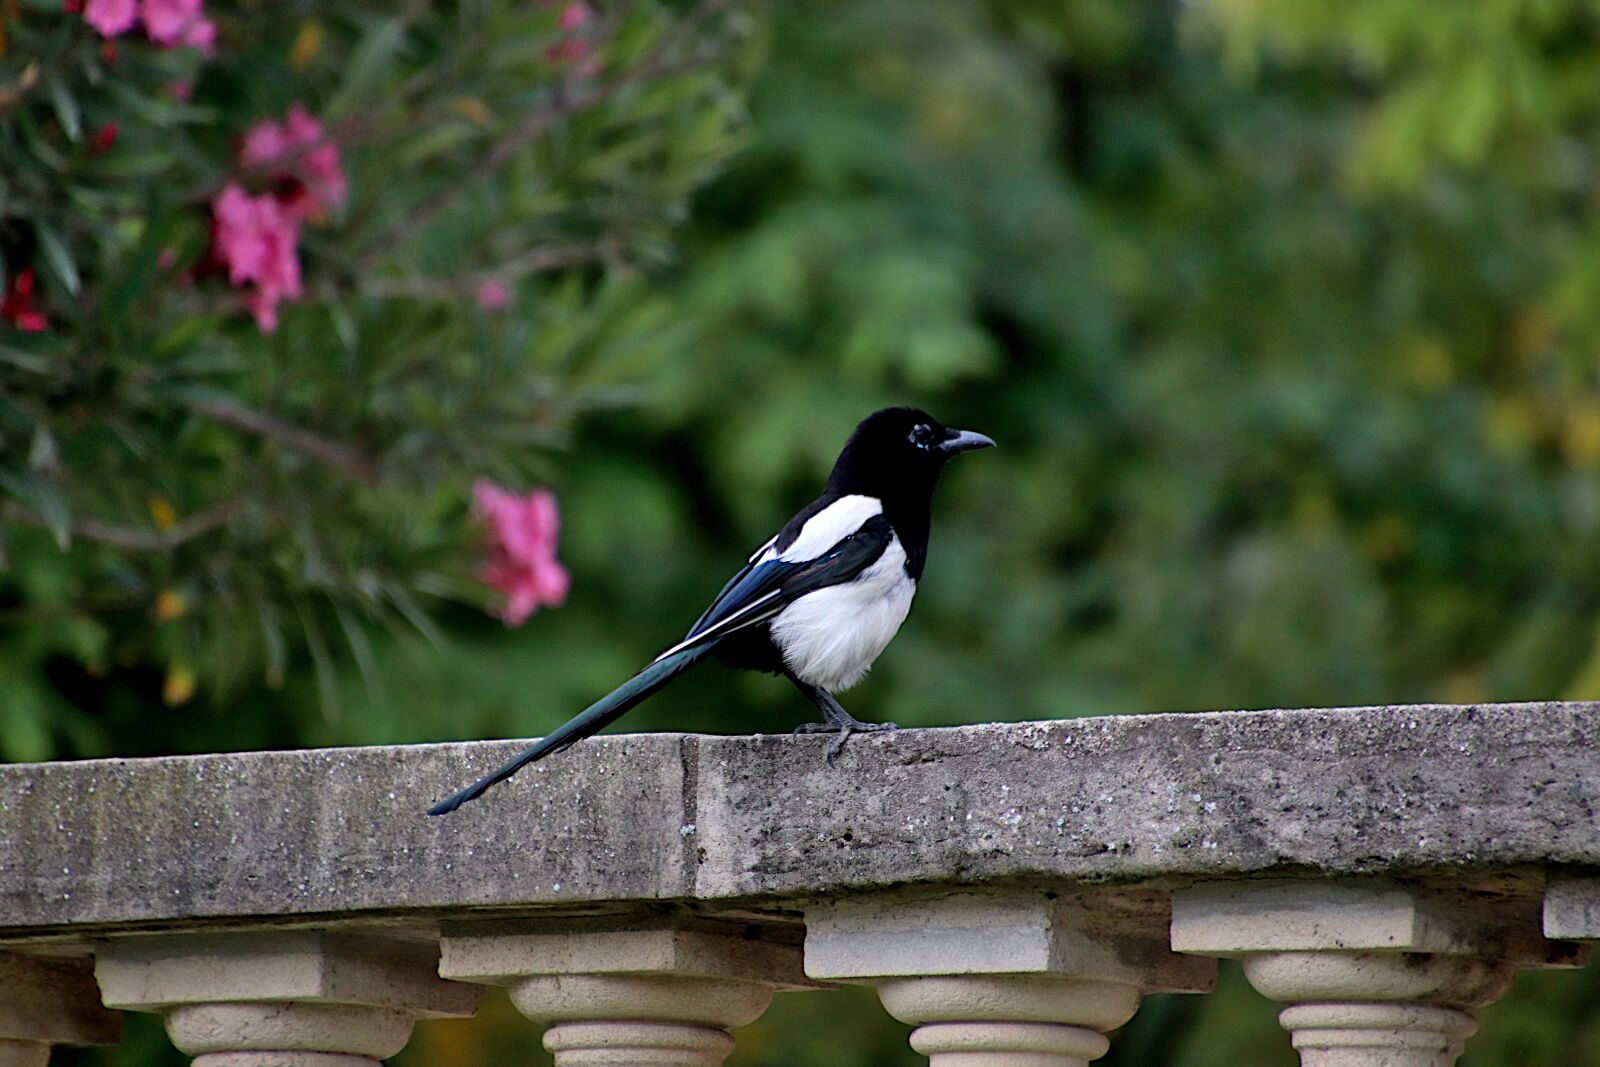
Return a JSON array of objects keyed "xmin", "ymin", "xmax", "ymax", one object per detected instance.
[{"xmin": 769, "ymin": 540, "xmax": 915, "ymax": 691}]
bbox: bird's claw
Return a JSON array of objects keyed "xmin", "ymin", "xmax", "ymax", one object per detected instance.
[{"xmin": 792, "ymin": 720, "xmax": 899, "ymax": 767}]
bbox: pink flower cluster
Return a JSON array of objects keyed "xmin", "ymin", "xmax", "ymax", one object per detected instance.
[
  {"xmin": 242, "ymin": 105, "xmax": 348, "ymax": 222},
  {"xmin": 473, "ymin": 480, "xmax": 570, "ymax": 626},
  {"xmin": 210, "ymin": 106, "xmax": 345, "ymax": 332},
  {"xmin": 81, "ymin": 0, "xmax": 214, "ymax": 53},
  {"xmin": 213, "ymin": 185, "xmax": 301, "ymax": 332}
]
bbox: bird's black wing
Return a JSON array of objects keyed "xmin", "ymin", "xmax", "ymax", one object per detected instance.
[
  {"xmin": 683, "ymin": 533, "xmax": 773, "ymax": 638},
  {"xmin": 655, "ymin": 514, "xmax": 894, "ymax": 663}
]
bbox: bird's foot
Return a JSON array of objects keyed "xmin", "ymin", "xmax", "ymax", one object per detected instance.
[{"xmin": 794, "ymin": 719, "xmax": 899, "ymax": 766}]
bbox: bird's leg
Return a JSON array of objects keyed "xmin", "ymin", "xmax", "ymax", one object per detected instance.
[{"xmin": 788, "ymin": 675, "xmax": 898, "ymax": 766}]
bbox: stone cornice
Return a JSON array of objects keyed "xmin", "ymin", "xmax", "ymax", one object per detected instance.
[{"xmin": 2, "ymin": 702, "xmax": 1596, "ymax": 939}]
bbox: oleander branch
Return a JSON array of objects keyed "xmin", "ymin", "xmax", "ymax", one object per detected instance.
[
  {"xmin": 2, "ymin": 497, "xmax": 243, "ymax": 552},
  {"xmin": 185, "ymin": 397, "xmax": 378, "ymax": 484}
]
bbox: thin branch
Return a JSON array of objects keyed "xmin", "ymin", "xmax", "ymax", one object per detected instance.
[
  {"xmin": 2, "ymin": 497, "xmax": 242, "ymax": 551},
  {"xmin": 322, "ymin": 239, "xmax": 620, "ymax": 302},
  {"xmin": 185, "ymin": 397, "xmax": 378, "ymax": 484}
]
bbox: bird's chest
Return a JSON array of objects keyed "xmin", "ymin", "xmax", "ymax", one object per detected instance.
[{"xmin": 768, "ymin": 540, "xmax": 916, "ymax": 692}]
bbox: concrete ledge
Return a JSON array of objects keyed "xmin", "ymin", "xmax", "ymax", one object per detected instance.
[{"xmin": 1, "ymin": 702, "xmax": 1597, "ymax": 940}]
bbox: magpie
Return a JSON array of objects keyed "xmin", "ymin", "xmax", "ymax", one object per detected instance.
[{"xmin": 427, "ymin": 407, "xmax": 994, "ymax": 815}]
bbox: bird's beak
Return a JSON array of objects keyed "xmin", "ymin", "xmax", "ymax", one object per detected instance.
[{"xmin": 938, "ymin": 429, "xmax": 996, "ymax": 454}]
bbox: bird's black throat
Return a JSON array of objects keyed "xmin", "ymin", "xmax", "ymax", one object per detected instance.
[{"xmin": 818, "ymin": 450, "xmax": 940, "ymax": 581}]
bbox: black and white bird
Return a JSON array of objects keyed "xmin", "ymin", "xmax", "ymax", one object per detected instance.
[{"xmin": 428, "ymin": 407, "xmax": 994, "ymax": 815}]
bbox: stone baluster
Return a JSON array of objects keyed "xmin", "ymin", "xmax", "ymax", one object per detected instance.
[
  {"xmin": 805, "ymin": 888, "xmax": 1216, "ymax": 1067},
  {"xmin": 1172, "ymin": 880, "xmax": 1587, "ymax": 1067},
  {"xmin": 96, "ymin": 930, "xmax": 480, "ymax": 1066},
  {"xmin": 0, "ymin": 952, "xmax": 120, "ymax": 1067},
  {"xmin": 439, "ymin": 916, "xmax": 814, "ymax": 1067},
  {"xmin": 1544, "ymin": 875, "xmax": 1600, "ymax": 942}
]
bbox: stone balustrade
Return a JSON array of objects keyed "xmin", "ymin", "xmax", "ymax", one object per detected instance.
[{"xmin": 2, "ymin": 701, "xmax": 1598, "ymax": 1066}]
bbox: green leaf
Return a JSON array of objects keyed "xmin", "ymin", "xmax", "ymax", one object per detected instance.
[
  {"xmin": 389, "ymin": 598, "xmax": 444, "ymax": 649},
  {"xmin": 35, "ymin": 226, "xmax": 81, "ymax": 297},
  {"xmin": 46, "ymin": 79, "xmax": 82, "ymax": 143},
  {"xmin": 27, "ymin": 425, "xmax": 59, "ymax": 472},
  {"xmin": 258, "ymin": 601, "xmax": 289, "ymax": 689},
  {"xmin": 395, "ymin": 121, "xmax": 480, "ymax": 168},
  {"xmin": 334, "ymin": 601, "xmax": 386, "ymax": 702},
  {"xmin": 0, "ymin": 468, "xmax": 71, "ymax": 550},
  {"xmin": 152, "ymin": 316, "xmax": 219, "ymax": 359},
  {"xmin": 327, "ymin": 19, "xmax": 408, "ymax": 120},
  {"xmin": 0, "ymin": 346, "xmax": 54, "ymax": 375},
  {"xmin": 294, "ymin": 598, "xmax": 342, "ymax": 724}
]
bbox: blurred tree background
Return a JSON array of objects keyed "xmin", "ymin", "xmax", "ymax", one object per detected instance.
[{"xmin": 11, "ymin": 0, "xmax": 1600, "ymax": 1063}]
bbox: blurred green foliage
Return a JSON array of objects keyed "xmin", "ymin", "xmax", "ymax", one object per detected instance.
[{"xmin": 16, "ymin": 0, "xmax": 1600, "ymax": 1064}]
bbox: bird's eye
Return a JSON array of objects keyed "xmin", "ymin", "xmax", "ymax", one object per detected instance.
[{"xmin": 909, "ymin": 424, "xmax": 935, "ymax": 449}]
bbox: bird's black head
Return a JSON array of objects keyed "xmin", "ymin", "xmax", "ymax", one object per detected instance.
[{"xmin": 826, "ymin": 407, "xmax": 995, "ymax": 501}]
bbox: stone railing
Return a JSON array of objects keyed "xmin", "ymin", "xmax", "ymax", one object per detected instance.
[{"xmin": 3, "ymin": 701, "xmax": 1599, "ymax": 1067}]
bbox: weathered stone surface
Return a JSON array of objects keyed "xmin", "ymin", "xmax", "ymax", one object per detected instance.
[
  {"xmin": 1, "ymin": 702, "xmax": 1597, "ymax": 939},
  {"xmin": 0, "ymin": 734, "xmax": 693, "ymax": 933},
  {"xmin": 1543, "ymin": 876, "xmax": 1600, "ymax": 939},
  {"xmin": 97, "ymin": 931, "xmax": 480, "ymax": 1015},
  {"xmin": 805, "ymin": 888, "xmax": 1214, "ymax": 991}
]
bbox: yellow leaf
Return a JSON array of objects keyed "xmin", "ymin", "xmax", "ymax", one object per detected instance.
[
  {"xmin": 154, "ymin": 589, "xmax": 187, "ymax": 621},
  {"xmin": 163, "ymin": 666, "xmax": 196, "ymax": 707},
  {"xmin": 452, "ymin": 97, "xmax": 492, "ymax": 126},
  {"xmin": 148, "ymin": 495, "xmax": 178, "ymax": 531},
  {"xmin": 291, "ymin": 20, "xmax": 324, "ymax": 71}
]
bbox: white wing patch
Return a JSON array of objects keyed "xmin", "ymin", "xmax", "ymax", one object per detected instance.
[
  {"xmin": 652, "ymin": 588, "xmax": 785, "ymax": 663},
  {"xmin": 748, "ymin": 535, "xmax": 777, "ymax": 564},
  {"xmin": 770, "ymin": 535, "xmax": 915, "ymax": 692},
  {"xmin": 776, "ymin": 495, "xmax": 883, "ymax": 563}
]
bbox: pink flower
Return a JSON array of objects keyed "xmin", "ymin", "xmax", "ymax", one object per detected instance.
[
  {"xmin": 546, "ymin": 0, "xmax": 598, "ymax": 69},
  {"xmin": 141, "ymin": 0, "xmax": 205, "ymax": 47},
  {"xmin": 83, "ymin": 0, "xmax": 137, "ymax": 37},
  {"xmin": 240, "ymin": 117, "xmax": 289, "ymax": 166},
  {"xmin": 476, "ymin": 279, "xmax": 511, "ymax": 311},
  {"xmin": 212, "ymin": 183, "xmax": 302, "ymax": 333},
  {"xmin": 242, "ymin": 105, "xmax": 346, "ymax": 222},
  {"xmin": 559, "ymin": 1, "xmax": 591, "ymax": 30},
  {"xmin": 177, "ymin": 15, "xmax": 216, "ymax": 54},
  {"xmin": 473, "ymin": 480, "xmax": 570, "ymax": 626}
]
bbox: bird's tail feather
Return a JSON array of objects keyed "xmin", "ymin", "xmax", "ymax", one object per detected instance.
[{"xmin": 426, "ymin": 642, "xmax": 716, "ymax": 816}]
